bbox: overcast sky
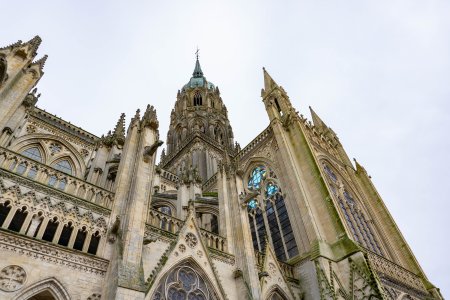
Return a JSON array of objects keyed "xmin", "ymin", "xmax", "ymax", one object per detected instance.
[{"xmin": 2, "ymin": 0, "xmax": 449, "ymax": 295}]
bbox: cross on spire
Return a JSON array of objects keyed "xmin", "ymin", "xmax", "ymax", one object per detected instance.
[{"xmin": 195, "ymin": 47, "xmax": 200, "ymax": 60}]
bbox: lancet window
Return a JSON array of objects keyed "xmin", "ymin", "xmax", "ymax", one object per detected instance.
[
  {"xmin": 246, "ymin": 165, "xmax": 299, "ymax": 261},
  {"xmin": 322, "ymin": 162, "xmax": 383, "ymax": 255},
  {"xmin": 194, "ymin": 91, "xmax": 202, "ymax": 106}
]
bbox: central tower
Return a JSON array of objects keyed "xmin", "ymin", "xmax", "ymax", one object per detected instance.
[{"xmin": 160, "ymin": 57, "xmax": 236, "ymax": 182}]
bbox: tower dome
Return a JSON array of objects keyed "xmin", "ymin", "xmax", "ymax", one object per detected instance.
[{"xmin": 182, "ymin": 58, "xmax": 215, "ymax": 91}]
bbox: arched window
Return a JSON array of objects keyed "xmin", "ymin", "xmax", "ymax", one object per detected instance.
[
  {"xmin": 22, "ymin": 146, "xmax": 43, "ymax": 162},
  {"xmin": 8, "ymin": 206, "xmax": 28, "ymax": 232},
  {"xmin": 16, "ymin": 162, "xmax": 27, "ymax": 175},
  {"xmin": 88, "ymin": 231, "xmax": 101, "ymax": 255},
  {"xmin": 58, "ymin": 222, "xmax": 73, "ymax": 247},
  {"xmin": 52, "ymin": 159, "xmax": 73, "ymax": 175},
  {"xmin": 193, "ymin": 91, "xmax": 202, "ymax": 106},
  {"xmin": 246, "ymin": 165, "xmax": 299, "ymax": 261},
  {"xmin": 73, "ymin": 226, "xmax": 87, "ymax": 251},
  {"xmin": 27, "ymin": 166, "xmax": 38, "ymax": 179},
  {"xmin": 42, "ymin": 217, "xmax": 59, "ymax": 242},
  {"xmin": 0, "ymin": 201, "xmax": 12, "ymax": 227},
  {"xmin": 322, "ymin": 162, "xmax": 383, "ymax": 255},
  {"xmin": 151, "ymin": 261, "xmax": 219, "ymax": 300}
]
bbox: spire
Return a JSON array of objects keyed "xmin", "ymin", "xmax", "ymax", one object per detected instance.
[
  {"xmin": 192, "ymin": 48, "xmax": 204, "ymax": 78},
  {"xmin": 31, "ymin": 54, "xmax": 48, "ymax": 72},
  {"xmin": 113, "ymin": 113, "xmax": 126, "ymax": 140},
  {"xmin": 309, "ymin": 106, "xmax": 327, "ymax": 130},
  {"xmin": 24, "ymin": 35, "xmax": 42, "ymax": 57},
  {"xmin": 262, "ymin": 67, "xmax": 278, "ymax": 91}
]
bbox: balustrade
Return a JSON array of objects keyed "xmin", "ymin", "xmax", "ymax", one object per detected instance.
[
  {"xmin": 254, "ymin": 250, "xmax": 295, "ymax": 279},
  {"xmin": 147, "ymin": 208, "xmax": 184, "ymax": 234},
  {"xmin": 200, "ymin": 228, "xmax": 227, "ymax": 252}
]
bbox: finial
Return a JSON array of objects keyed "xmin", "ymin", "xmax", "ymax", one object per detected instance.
[{"xmin": 195, "ymin": 47, "xmax": 200, "ymax": 60}]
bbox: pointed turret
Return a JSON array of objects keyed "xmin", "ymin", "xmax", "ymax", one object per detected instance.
[
  {"xmin": 192, "ymin": 57, "xmax": 204, "ymax": 78},
  {"xmin": 30, "ymin": 54, "xmax": 48, "ymax": 73},
  {"xmin": 112, "ymin": 113, "xmax": 126, "ymax": 145},
  {"xmin": 24, "ymin": 35, "xmax": 42, "ymax": 58},
  {"xmin": 309, "ymin": 106, "xmax": 328, "ymax": 131},
  {"xmin": 263, "ymin": 67, "xmax": 278, "ymax": 91}
]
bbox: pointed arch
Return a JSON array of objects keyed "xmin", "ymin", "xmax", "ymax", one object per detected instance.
[
  {"xmin": 10, "ymin": 133, "xmax": 86, "ymax": 177},
  {"xmin": 319, "ymin": 158, "xmax": 384, "ymax": 256},
  {"xmin": 265, "ymin": 285, "xmax": 290, "ymax": 300},
  {"xmin": 18, "ymin": 143, "xmax": 46, "ymax": 163},
  {"xmin": 13, "ymin": 277, "xmax": 70, "ymax": 300},
  {"xmin": 243, "ymin": 159, "xmax": 299, "ymax": 261},
  {"xmin": 149, "ymin": 258, "xmax": 222, "ymax": 300}
]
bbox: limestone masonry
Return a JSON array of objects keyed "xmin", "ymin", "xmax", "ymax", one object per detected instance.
[{"xmin": 0, "ymin": 36, "xmax": 443, "ymax": 300}]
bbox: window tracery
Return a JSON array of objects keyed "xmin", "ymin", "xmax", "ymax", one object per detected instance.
[
  {"xmin": 151, "ymin": 263, "xmax": 218, "ymax": 300},
  {"xmin": 322, "ymin": 162, "xmax": 383, "ymax": 255},
  {"xmin": 246, "ymin": 165, "xmax": 299, "ymax": 261},
  {"xmin": 52, "ymin": 159, "xmax": 73, "ymax": 175},
  {"xmin": 21, "ymin": 146, "xmax": 43, "ymax": 162},
  {"xmin": 194, "ymin": 91, "xmax": 202, "ymax": 106}
]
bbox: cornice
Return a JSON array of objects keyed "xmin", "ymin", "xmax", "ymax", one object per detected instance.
[{"xmin": 0, "ymin": 229, "xmax": 109, "ymax": 276}]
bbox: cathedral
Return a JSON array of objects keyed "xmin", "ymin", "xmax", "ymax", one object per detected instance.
[{"xmin": 0, "ymin": 36, "xmax": 443, "ymax": 300}]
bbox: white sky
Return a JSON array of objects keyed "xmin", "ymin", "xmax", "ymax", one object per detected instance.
[{"xmin": 2, "ymin": 0, "xmax": 449, "ymax": 295}]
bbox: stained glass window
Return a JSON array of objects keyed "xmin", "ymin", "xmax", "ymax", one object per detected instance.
[
  {"xmin": 248, "ymin": 199, "xmax": 258, "ymax": 209},
  {"xmin": 322, "ymin": 163, "xmax": 383, "ymax": 256},
  {"xmin": 247, "ymin": 166, "xmax": 266, "ymax": 190},
  {"xmin": 151, "ymin": 263, "xmax": 218, "ymax": 300},
  {"xmin": 22, "ymin": 147, "xmax": 42, "ymax": 162},
  {"xmin": 52, "ymin": 159, "xmax": 72, "ymax": 175},
  {"xmin": 246, "ymin": 165, "xmax": 298, "ymax": 261},
  {"xmin": 266, "ymin": 182, "xmax": 278, "ymax": 197}
]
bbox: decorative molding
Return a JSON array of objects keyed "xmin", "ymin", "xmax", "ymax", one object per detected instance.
[
  {"xmin": 0, "ymin": 169, "xmax": 111, "ymax": 216},
  {"xmin": 0, "ymin": 230, "xmax": 109, "ymax": 276},
  {"xmin": 0, "ymin": 265, "xmax": 27, "ymax": 292}
]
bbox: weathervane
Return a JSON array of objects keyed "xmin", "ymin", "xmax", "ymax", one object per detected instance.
[{"xmin": 195, "ymin": 47, "xmax": 200, "ymax": 60}]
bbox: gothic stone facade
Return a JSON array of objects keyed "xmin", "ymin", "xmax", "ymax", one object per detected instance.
[{"xmin": 0, "ymin": 37, "xmax": 443, "ymax": 300}]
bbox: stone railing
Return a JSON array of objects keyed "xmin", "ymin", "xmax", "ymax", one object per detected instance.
[
  {"xmin": 160, "ymin": 169, "xmax": 179, "ymax": 183},
  {"xmin": 0, "ymin": 147, "xmax": 114, "ymax": 209},
  {"xmin": 202, "ymin": 172, "xmax": 218, "ymax": 192},
  {"xmin": 278, "ymin": 260, "xmax": 295, "ymax": 279},
  {"xmin": 366, "ymin": 251, "xmax": 427, "ymax": 292},
  {"xmin": 200, "ymin": 228, "xmax": 227, "ymax": 252},
  {"xmin": 147, "ymin": 209, "xmax": 184, "ymax": 234},
  {"xmin": 236, "ymin": 126, "xmax": 272, "ymax": 160},
  {"xmin": 254, "ymin": 250, "xmax": 295, "ymax": 279}
]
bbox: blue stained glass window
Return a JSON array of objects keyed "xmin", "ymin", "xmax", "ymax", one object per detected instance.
[
  {"xmin": 266, "ymin": 182, "xmax": 278, "ymax": 197},
  {"xmin": 248, "ymin": 199, "xmax": 258, "ymax": 209},
  {"xmin": 248, "ymin": 166, "xmax": 266, "ymax": 190}
]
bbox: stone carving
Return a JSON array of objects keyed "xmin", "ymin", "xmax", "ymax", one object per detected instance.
[
  {"xmin": 179, "ymin": 244, "xmax": 186, "ymax": 253},
  {"xmin": 185, "ymin": 232, "xmax": 198, "ymax": 248},
  {"xmin": 0, "ymin": 265, "xmax": 26, "ymax": 292},
  {"xmin": 87, "ymin": 293, "xmax": 101, "ymax": 300},
  {"xmin": 80, "ymin": 149, "xmax": 89, "ymax": 157},
  {"xmin": 26, "ymin": 124, "xmax": 37, "ymax": 134},
  {"xmin": 0, "ymin": 230, "xmax": 108, "ymax": 276}
]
